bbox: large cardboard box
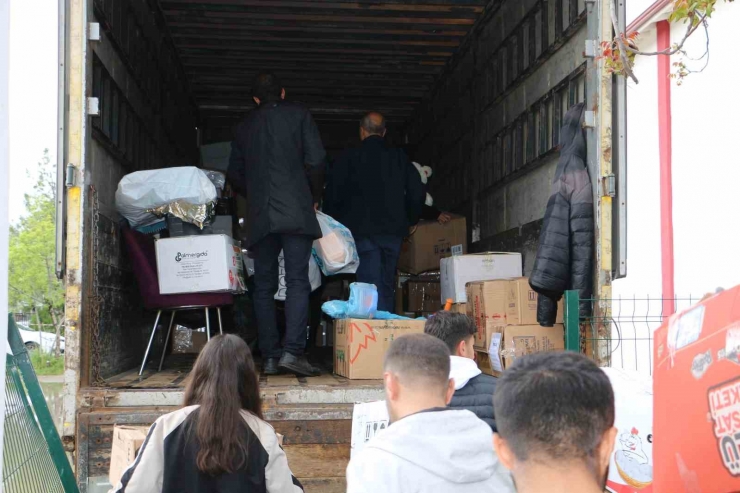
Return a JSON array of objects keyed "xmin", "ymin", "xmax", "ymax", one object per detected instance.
[
  {"xmin": 467, "ymin": 280, "xmax": 508, "ymax": 348},
  {"xmin": 506, "ymin": 277, "xmax": 563, "ymax": 325},
  {"xmin": 403, "ymin": 276, "xmax": 441, "ymax": 313},
  {"xmin": 398, "ymin": 216, "xmax": 467, "ymax": 274},
  {"xmin": 440, "ymin": 253, "xmax": 522, "ymax": 304},
  {"xmin": 155, "ymin": 234, "xmax": 246, "ymax": 294},
  {"xmin": 476, "ymin": 324, "xmax": 564, "ymax": 376},
  {"xmin": 653, "ymin": 286, "xmax": 740, "ymax": 493},
  {"xmin": 109, "ymin": 425, "xmax": 149, "ymax": 487},
  {"xmin": 334, "ymin": 319, "xmax": 426, "ymax": 379}
]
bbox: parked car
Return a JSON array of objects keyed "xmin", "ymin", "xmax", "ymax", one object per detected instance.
[{"xmin": 16, "ymin": 325, "xmax": 65, "ymax": 354}]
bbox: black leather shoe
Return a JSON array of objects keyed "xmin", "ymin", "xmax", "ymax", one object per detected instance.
[
  {"xmin": 278, "ymin": 353, "xmax": 320, "ymax": 377},
  {"xmin": 263, "ymin": 357, "xmax": 280, "ymax": 376}
]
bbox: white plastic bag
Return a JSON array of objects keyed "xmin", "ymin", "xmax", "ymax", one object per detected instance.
[
  {"xmin": 313, "ymin": 212, "xmax": 359, "ymax": 275},
  {"xmin": 242, "ymin": 251, "xmax": 321, "ymax": 301},
  {"xmin": 115, "ymin": 167, "xmax": 217, "ymax": 228},
  {"xmin": 275, "ymin": 252, "xmax": 322, "ymax": 301}
]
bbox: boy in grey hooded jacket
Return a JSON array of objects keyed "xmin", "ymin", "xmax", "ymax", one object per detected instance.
[{"xmin": 346, "ymin": 334, "xmax": 515, "ymax": 493}]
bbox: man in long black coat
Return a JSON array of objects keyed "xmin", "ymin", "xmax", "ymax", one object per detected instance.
[
  {"xmin": 228, "ymin": 73, "xmax": 326, "ymax": 377},
  {"xmin": 529, "ymin": 102, "xmax": 594, "ymax": 325}
]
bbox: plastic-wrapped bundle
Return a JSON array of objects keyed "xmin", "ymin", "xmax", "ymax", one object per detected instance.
[{"xmin": 115, "ymin": 167, "xmax": 217, "ymax": 229}]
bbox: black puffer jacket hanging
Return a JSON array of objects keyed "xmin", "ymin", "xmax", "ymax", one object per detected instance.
[{"xmin": 529, "ymin": 102, "xmax": 594, "ymax": 326}]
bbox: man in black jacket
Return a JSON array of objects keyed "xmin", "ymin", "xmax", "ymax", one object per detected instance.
[
  {"xmin": 324, "ymin": 113, "xmax": 425, "ymax": 312},
  {"xmin": 424, "ymin": 311, "xmax": 498, "ymax": 431},
  {"xmin": 227, "ymin": 73, "xmax": 325, "ymax": 377}
]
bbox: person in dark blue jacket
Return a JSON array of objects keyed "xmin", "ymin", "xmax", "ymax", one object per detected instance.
[
  {"xmin": 324, "ymin": 113, "xmax": 425, "ymax": 312},
  {"xmin": 424, "ymin": 311, "xmax": 498, "ymax": 431}
]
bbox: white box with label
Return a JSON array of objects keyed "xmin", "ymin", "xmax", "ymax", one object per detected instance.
[
  {"xmin": 440, "ymin": 252, "xmax": 522, "ymax": 303},
  {"xmin": 155, "ymin": 234, "xmax": 246, "ymax": 294}
]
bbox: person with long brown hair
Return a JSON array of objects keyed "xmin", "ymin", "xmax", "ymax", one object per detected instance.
[{"xmin": 111, "ymin": 334, "xmax": 303, "ymax": 493}]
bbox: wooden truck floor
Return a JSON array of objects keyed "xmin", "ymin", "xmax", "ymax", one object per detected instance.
[{"xmin": 78, "ymin": 354, "xmax": 383, "ymax": 493}]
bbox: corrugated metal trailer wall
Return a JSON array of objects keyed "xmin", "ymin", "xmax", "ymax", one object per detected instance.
[
  {"xmin": 84, "ymin": 0, "xmax": 201, "ymax": 384},
  {"xmin": 408, "ymin": 0, "xmax": 588, "ymax": 274}
]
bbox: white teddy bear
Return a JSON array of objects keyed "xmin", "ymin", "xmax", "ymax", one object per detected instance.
[{"xmin": 412, "ymin": 162, "xmax": 434, "ymax": 207}]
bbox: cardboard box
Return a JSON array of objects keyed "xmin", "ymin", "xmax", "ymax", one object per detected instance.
[
  {"xmin": 450, "ymin": 303, "xmax": 467, "ymax": 314},
  {"xmin": 467, "ymin": 280, "xmax": 508, "ymax": 348},
  {"xmin": 109, "ymin": 425, "xmax": 150, "ymax": 487},
  {"xmin": 506, "ymin": 277, "xmax": 563, "ymax": 325},
  {"xmin": 155, "ymin": 234, "xmax": 246, "ymax": 294},
  {"xmin": 398, "ymin": 216, "xmax": 467, "ymax": 274},
  {"xmin": 603, "ymin": 368, "xmax": 654, "ymax": 493},
  {"xmin": 653, "ymin": 286, "xmax": 740, "ymax": 493},
  {"xmin": 476, "ymin": 324, "xmax": 564, "ymax": 376},
  {"xmin": 440, "ymin": 253, "xmax": 522, "ymax": 304},
  {"xmin": 403, "ymin": 276, "xmax": 441, "ymax": 313},
  {"xmin": 334, "ymin": 319, "xmax": 426, "ymax": 379},
  {"xmin": 172, "ymin": 326, "xmax": 208, "ymax": 354}
]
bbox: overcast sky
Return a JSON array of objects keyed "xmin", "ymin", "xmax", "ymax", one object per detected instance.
[{"xmin": 8, "ymin": 1, "xmax": 58, "ymax": 223}]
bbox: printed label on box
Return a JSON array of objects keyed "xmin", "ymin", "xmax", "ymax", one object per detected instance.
[
  {"xmin": 488, "ymin": 333, "xmax": 503, "ymax": 372},
  {"xmin": 708, "ymin": 377, "xmax": 740, "ymax": 476},
  {"xmin": 351, "ymin": 400, "xmax": 389, "ymax": 459},
  {"xmin": 669, "ymin": 305, "xmax": 705, "ymax": 351},
  {"xmin": 451, "ymin": 244, "xmax": 464, "ymax": 256},
  {"xmin": 725, "ymin": 326, "xmax": 740, "ymax": 364}
]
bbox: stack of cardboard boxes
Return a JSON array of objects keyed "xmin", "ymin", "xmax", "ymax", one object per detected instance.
[
  {"xmin": 333, "ymin": 216, "xmax": 565, "ymax": 381},
  {"xmin": 396, "ymin": 215, "xmax": 467, "ymax": 316},
  {"xmin": 467, "ymin": 277, "xmax": 564, "ymax": 376}
]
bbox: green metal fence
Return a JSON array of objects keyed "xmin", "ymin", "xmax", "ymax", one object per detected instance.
[
  {"xmin": 3, "ymin": 315, "xmax": 78, "ymax": 492},
  {"xmin": 563, "ymin": 290, "xmax": 702, "ymax": 374}
]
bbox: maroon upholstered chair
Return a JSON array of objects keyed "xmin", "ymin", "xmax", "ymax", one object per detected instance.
[{"xmin": 122, "ymin": 227, "xmax": 234, "ymax": 375}]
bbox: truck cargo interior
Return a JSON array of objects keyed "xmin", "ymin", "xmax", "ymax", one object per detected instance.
[
  {"xmin": 68, "ymin": 0, "xmax": 605, "ymax": 487},
  {"xmin": 86, "ymin": 0, "xmax": 588, "ymax": 391}
]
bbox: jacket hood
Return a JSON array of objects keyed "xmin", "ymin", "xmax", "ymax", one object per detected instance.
[
  {"xmin": 554, "ymin": 102, "xmax": 586, "ymax": 181},
  {"xmin": 450, "ymin": 356, "xmax": 481, "ymax": 390},
  {"xmin": 369, "ymin": 408, "xmax": 506, "ymax": 484}
]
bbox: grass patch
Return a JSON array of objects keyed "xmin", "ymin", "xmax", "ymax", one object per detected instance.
[{"xmin": 29, "ymin": 350, "xmax": 65, "ymax": 376}]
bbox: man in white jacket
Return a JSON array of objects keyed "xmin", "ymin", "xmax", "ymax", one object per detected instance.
[{"xmin": 346, "ymin": 333, "xmax": 515, "ymax": 493}]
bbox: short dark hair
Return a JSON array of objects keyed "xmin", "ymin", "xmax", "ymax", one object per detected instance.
[
  {"xmin": 360, "ymin": 112, "xmax": 386, "ymax": 136},
  {"xmin": 493, "ymin": 352, "xmax": 615, "ymax": 462},
  {"xmin": 424, "ymin": 312, "xmax": 476, "ymax": 353},
  {"xmin": 252, "ymin": 72, "xmax": 282, "ymax": 102},
  {"xmin": 384, "ymin": 333, "xmax": 450, "ymax": 392}
]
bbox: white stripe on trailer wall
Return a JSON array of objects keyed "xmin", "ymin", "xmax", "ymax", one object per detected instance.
[{"xmin": 0, "ymin": 0, "xmax": 12, "ymax": 485}]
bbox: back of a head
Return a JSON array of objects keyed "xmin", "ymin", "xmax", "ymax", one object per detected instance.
[
  {"xmin": 184, "ymin": 334, "xmax": 262, "ymax": 475},
  {"xmin": 252, "ymin": 72, "xmax": 282, "ymax": 103},
  {"xmin": 360, "ymin": 112, "xmax": 386, "ymax": 137},
  {"xmin": 424, "ymin": 312, "xmax": 476, "ymax": 353},
  {"xmin": 493, "ymin": 351, "xmax": 614, "ymax": 464},
  {"xmin": 384, "ymin": 333, "xmax": 450, "ymax": 395}
]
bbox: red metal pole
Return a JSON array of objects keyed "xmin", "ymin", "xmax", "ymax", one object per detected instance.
[{"xmin": 657, "ymin": 21, "xmax": 675, "ymax": 316}]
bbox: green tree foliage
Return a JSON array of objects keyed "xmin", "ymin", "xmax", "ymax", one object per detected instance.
[{"xmin": 8, "ymin": 149, "xmax": 64, "ymax": 354}]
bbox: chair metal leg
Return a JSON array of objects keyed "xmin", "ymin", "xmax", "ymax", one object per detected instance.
[
  {"xmin": 217, "ymin": 308, "xmax": 223, "ymax": 335},
  {"xmin": 140, "ymin": 310, "xmax": 162, "ymax": 376},
  {"xmin": 158, "ymin": 311, "xmax": 176, "ymax": 372},
  {"xmin": 205, "ymin": 308, "xmax": 211, "ymax": 341}
]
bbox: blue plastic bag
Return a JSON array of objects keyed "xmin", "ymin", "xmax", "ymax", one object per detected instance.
[{"xmin": 322, "ymin": 283, "xmax": 425, "ymax": 320}]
